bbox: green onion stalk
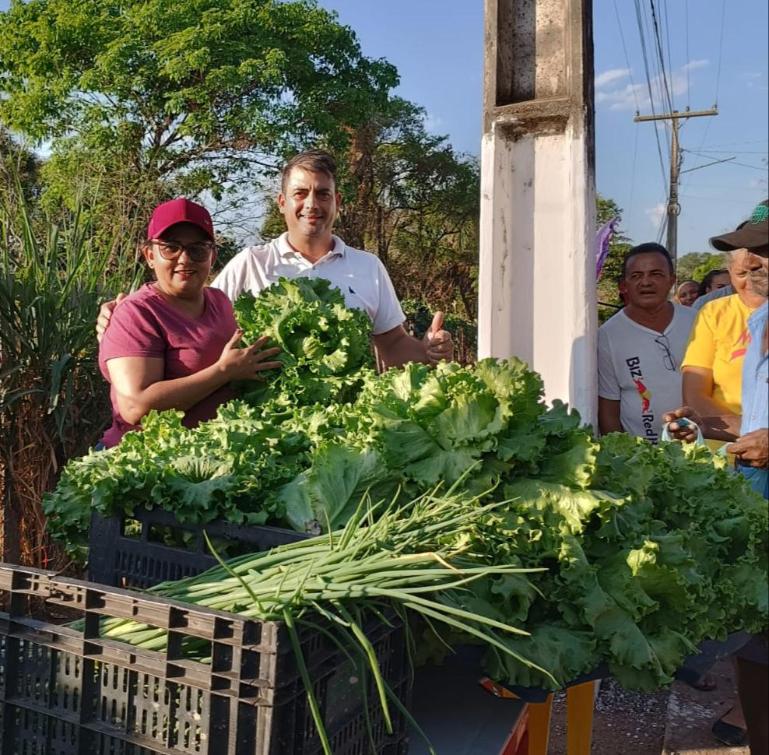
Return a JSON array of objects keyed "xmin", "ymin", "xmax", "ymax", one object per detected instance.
[{"xmin": 94, "ymin": 488, "xmax": 547, "ymax": 754}]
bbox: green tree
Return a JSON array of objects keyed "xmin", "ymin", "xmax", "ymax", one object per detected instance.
[
  {"xmin": 691, "ymin": 254, "xmax": 728, "ymax": 283},
  {"xmin": 0, "ymin": 0, "xmax": 397, "ymax": 229},
  {"xmin": 676, "ymin": 251, "xmax": 726, "ymax": 283},
  {"xmin": 339, "ymin": 99, "xmax": 480, "ymax": 318}
]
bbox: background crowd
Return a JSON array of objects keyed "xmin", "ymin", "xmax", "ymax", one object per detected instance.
[{"xmin": 597, "ymin": 199, "xmax": 769, "ymax": 753}]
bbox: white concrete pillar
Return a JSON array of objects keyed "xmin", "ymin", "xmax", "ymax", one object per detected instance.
[{"xmin": 478, "ymin": 0, "xmax": 597, "ymax": 425}]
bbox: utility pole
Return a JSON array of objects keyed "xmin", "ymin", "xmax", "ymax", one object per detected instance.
[
  {"xmin": 667, "ymin": 116, "xmax": 680, "ymax": 259},
  {"xmin": 634, "ymin": 108, "xmax": 718, "ymax": 266},
  {"xmin": 478, "ymin": 0, "xmax": 596, "ymax": 423}
]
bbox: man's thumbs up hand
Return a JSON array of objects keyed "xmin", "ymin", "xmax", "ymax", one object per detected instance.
[{"xmin": 423, "ymin": 310, "xmax": 453, "ymax": 365}]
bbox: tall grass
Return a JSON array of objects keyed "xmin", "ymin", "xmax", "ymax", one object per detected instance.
[{"xmin": 0, "ymin": 176, "xmax": 142, "ymax": 568}]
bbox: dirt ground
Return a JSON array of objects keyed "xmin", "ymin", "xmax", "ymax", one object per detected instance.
[
  {"xmin": 662, "ymin": 659, "xmax": 748, "ymax": 755},
  {"xmin": 545, "ymin": 659, "xmax": 748, "ymax": 755},
  {"xmin": 546, "ymin": 679, "xmax": 669, "ymax": 754}
]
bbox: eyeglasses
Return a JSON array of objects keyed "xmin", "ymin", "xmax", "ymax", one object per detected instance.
[
  {"xmin": 654, "ymin": 334, "xmax": 678, "ymax": 371},
  {"xmin": 151, "ymin": 239, "xmax": 215, "ymax": 262}
]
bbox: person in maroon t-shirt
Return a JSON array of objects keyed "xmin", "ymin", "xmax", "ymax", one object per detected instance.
[{"xmin": 98, "ymin": 198, "xmax": 281, "ymax": 448}]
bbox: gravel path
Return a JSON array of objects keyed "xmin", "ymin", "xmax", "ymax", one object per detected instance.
[
  {"xmin": 547, "ymin": 678, "xmax": 669, "ymax": 754},
  {"xmin": 546, "ymin": 659, "xmax": 749, "ymax": 754}
]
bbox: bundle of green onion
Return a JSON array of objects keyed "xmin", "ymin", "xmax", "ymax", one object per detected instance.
[{"xmin": 96, "ymin": 488, "xmax": 545, "ymax": 754}]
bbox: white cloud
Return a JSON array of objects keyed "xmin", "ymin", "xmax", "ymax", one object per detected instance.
[
  {"xmin": 595, "ymin": 68, "xmax": 630, "ymax": 88},
  {"xmin": 682, "ymin": 59, "xmax": 708, "ymax": 72},
  {"xmin": 597, "ymin": 59, "xmax": 710, "ymax": 112},
  {"xmin": 645, "ymin": 203, "xmax": 667, "ymax": 231}
]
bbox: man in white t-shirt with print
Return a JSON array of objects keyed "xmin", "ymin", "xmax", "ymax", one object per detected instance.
[
  {"xmin": 598, "ymin": 243, "xmax": 696, "ymax": 443},
  {"xmin": 98, "ymin": 150, "xmax": 453, "ymax": 368}
]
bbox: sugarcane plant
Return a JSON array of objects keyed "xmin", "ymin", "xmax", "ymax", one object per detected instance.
[{"xmin": 0, "ymin": 170, "xmax": 141, "ymax": 567}]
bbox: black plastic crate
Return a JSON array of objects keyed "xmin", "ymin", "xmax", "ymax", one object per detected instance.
[
  {"xmin": 0, "ymin": 564, "xmax": 410, "ymax": 755},
  {"xmin": 89, "ymin": 509, "xmax": 309, "ymax": 589}
]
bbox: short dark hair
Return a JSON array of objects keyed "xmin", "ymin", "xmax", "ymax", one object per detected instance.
[
  {"xmin": 698, "ymin": 268, "xmax": 729, "ymax": 296},
  {"xmin": 620, "ymin": 242, "xmax": 675, "ymax": 279},
  {"xmin": 281, "ymin": 149, "xmax": 337, "ymax": 193}
]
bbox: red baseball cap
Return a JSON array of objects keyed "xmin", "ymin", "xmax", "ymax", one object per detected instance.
[{"xmin": 147, "ymin": 198, "xmax": 215, "ymax": 241}]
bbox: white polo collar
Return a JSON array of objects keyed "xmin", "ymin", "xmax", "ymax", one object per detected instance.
[{"xmin": 277, "ymin": 232, "xmax": 346, "ymax": 261}]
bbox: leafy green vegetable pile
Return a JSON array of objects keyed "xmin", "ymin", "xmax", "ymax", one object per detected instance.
[
  {"xmin": 43, "ymin": 277, "xmax": 768, "ymax": 693},
  {"xmin": 463, "ymin": 434, "xmax": 767, "ymax": 690},
  {"xmin": 233, "ymin": 277, "xmax": 375, "ymax": 406}
]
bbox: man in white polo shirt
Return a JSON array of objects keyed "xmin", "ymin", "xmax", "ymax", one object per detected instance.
[
  {"xmin": 212, "ymin": 150, "xmax": 452, "ymax": 367},
  {"xmin": 98, "ymin": 150, "xmax": 452, "ymax": 368},
  {"xmin": 598, "ymin": 242, "xmax": 696, "ymax": 443}
]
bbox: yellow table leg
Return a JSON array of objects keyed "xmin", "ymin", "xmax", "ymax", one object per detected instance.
[
  {"xmin": 526, "ymin": 694, "xmax": 553, "ymax": 755},
  {"xmin": 566, "ymin": 681, "xmax": 595, "ymax": 755}
]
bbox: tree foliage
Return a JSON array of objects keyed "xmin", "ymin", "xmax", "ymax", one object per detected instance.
[
  {"xmin": 692, "ymin": 254, "xmax": 728, "ymax": 283},
  {"xmin": 0, "ymin": 0, "xmax": 397, "ymax": 210},
  {"xmin": 675, "ymin": 251, "xmax": 726, "ymax": 283},
  {"xmin": 339, "ymin": 99, "xmax": 480, "ymax": 319}
]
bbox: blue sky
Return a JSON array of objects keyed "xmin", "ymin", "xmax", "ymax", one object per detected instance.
[
  {"xmin": 317, "ymin": 0, "xmax": 768, "ymax": 255},
  {"xmin": 1, "ymin": 0, "xmax": 766, "ymax": 254}
]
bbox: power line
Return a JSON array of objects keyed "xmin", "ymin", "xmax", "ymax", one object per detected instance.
[
  {"xmin": 680, "ymin": 155, "xmax": 736, "ymax": 174},
  {"xmin": 662, "ymin": 0, "xmax": 674, "ymax": 89},
  {"xmin": 685, "ymin": 148, "xmax": 765, "ymax": 160},
  {"xmin": 646, "ymin": 2, "xmax": 672, "ymax": 158},
  {"xmin": 657, "ymin": 213, "xmax": 668, "ymax": 244},
  {"xmin": 612, "ymin": 0, "xmax": 642, "ymax": 229},
  {"xmin": 693, "ymin": 0, "xmax": 727, "ymax": 161},
  {"xmin": 693, "ymin": 119, "xmax": 714, "ymax": 164},
  {"xmin": 649, "ymin": 0, "xmax": 675, "ymax": 113},
  {"xmin": 612, "ymin": 0, "xmax": 641, "ymax": 112},
  {"xmin": 684, "ymin": 149, "xmax": 767, "ymax": 172},
  {"xmin": 722, "ymin": 161, "xmax": 768, "ymax": 173},
  {"xmin": 692, "ymin": 149, "xmax": 768, "ymax": 155},
  {"xmin": 703, "ymin": 139, "xmax": 768, "ymax": 148},
  {"xmin": 645, "ymin": 3, "xmax": 671, "ymax": 129},
  {"xmin": 713, "ymin": 0, "xmax": 727, "ymax": 106},
  {"xmin": 633, "ymin": 0, "xmax": 669, "ymax": 195},
  {"xmin": 641, "ymin": 1, "xmax": 671, "ymax": 154}
]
